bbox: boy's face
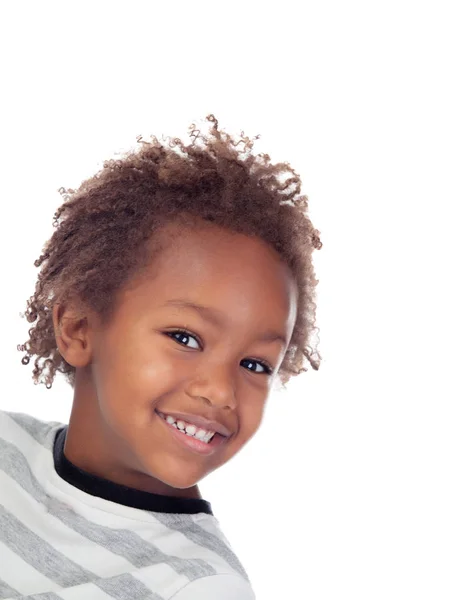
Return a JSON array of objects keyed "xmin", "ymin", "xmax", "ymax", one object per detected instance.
[{"xmin": 54, "ymin": 221, "xmax": 297, "ymax": 498}]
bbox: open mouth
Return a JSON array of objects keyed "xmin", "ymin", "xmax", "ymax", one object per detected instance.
[{"xmin": 155, "ymin": 410, "xmax": 228, "ymax": 454}]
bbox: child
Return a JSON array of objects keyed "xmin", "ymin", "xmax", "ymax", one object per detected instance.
[{"xmin": 1, "ymin": 114, "xmax": 322, "ymax": 599}]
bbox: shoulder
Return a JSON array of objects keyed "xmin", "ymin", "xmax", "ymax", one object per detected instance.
[{"xmin": 167, "ymin": 574, "xmax": 256, "ymax": 600}]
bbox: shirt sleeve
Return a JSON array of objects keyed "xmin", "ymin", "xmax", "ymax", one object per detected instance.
[{"xmin": 167, "ymin": 574, "xmax": 256, "ymax": 600}]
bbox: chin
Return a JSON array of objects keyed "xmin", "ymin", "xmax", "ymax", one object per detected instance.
[{"xmin": 155, "ymin": 469, "xmax": 201, "ymax": 491}]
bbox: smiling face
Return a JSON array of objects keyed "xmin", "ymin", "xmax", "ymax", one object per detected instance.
[{"xmin": 53, "ymin": 219, "xmax": 298, "ymax": 498}]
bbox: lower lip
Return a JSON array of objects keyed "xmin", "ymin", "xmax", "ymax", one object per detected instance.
[{"xmin": 155, "ymin": 411, "xmax": 228, "ymax": 455}]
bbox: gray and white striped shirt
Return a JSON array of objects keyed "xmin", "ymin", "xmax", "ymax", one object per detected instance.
[{"xmin": 0, "ymin": 410, "xmax": 255, "ymax": 599}]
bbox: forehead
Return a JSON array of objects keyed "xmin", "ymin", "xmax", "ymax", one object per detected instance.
[{"xmin": 140, "ymin": 222, "xmax": 297, "ymax": 318}]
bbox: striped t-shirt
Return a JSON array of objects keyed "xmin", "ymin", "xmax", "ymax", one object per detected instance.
[{"xmin": 0, "ymin": 409, "xmax": 255, "ymax": 599}]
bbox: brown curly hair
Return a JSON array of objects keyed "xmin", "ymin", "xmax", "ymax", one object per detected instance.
[{"xmin": 17, "ymin": 114, "xmax": 322, "ymax": 391}]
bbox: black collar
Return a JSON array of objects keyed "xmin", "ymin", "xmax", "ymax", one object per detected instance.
[{"xmin": 53, "ymin": 426, "xmax": 213, "ymax": 515}]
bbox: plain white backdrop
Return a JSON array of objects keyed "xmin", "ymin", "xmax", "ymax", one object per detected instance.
[{"xmin": 1, "ymin": 1, "xmax": 465, "ymax": 598}]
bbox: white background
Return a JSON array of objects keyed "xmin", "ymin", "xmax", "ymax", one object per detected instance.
[{"xmin": 1, "ymin": 1, "xmax": 465, "ymax": 598}]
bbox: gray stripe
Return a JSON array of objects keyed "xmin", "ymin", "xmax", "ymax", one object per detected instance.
[
  {"xmin": 0, "ymin": 577, "xmax": 21, "ymax": 599},
  {"xmin": 0, "ymin": 506, "xmax": 159, "ymax": 599},
  {"xmin": 17, "ymin": 594, "xmax": 62, "ymax": 600},
  {"xmin": 0, "ymin": 505, "xmax": 95, "ymax": 588},
  {"xmin": 4, "ymin": 412, "xmax": 63, "ymax": 446},
  {"xmin": 154, "ymin": 513, "xmax": 251, "ymax": 582}
]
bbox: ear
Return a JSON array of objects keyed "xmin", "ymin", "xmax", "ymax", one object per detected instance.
[{"xmin": 52, "ymin": 302, "xmax": 93, "ymax": 369}]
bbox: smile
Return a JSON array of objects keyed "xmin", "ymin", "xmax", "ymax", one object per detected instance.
[{"xmin": 155, "ymin": 410, "xmax": 228, "ymax": 456}]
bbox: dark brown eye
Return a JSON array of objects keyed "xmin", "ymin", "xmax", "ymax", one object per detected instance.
[
  {"xmin": 241, "ymin": 359, "xmax": 273, "ymax": 375},
  {"xmin": 165, "ymin": 330, "xmax": 201, "ymax": 349}
]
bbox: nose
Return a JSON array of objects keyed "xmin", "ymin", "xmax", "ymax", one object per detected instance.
[{"xmin": 187, "ymin": 366, "xmax": 238, "ymax": 411}]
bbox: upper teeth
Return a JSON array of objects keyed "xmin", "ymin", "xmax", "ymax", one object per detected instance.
[{"xmin": 162, "ymin": 414, "xmax": 216, "ymax": 443}]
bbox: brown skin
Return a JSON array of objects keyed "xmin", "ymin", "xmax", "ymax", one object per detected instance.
[{"xmin": 52, "ymin": 222, "xmax": 298, "ymax": 500}]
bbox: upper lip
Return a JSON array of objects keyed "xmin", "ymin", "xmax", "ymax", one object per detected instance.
[{"xmin": 156, "ymin": 410, "xmax": 233, "ymax": 438}]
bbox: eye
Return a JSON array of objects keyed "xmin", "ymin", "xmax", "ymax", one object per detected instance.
[
  {"xmin": 240, "ymin": 358, "xmax": 273, "ymax": 375},
  {"xmin": 165, "ymin": 329, "xmax": 201, "ymax": 350},
  {"xmin": 165, "ymin": 329, "xmax": 274, "ymax": 375}
]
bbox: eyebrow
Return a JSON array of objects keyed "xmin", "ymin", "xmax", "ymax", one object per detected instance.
[{"xmin": 163, "ymin": 299, "xmax": 287, "ymax": 346}]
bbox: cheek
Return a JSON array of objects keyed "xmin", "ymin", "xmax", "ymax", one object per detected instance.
[
  {"xmin": 91, "ymin": 353, "xmax": 165, "ymax": 425},
  {"xmin": 238, "ymin": 405, "xmax": 265, "ymax": 440},
  {"xmin": 128, "ymin": 335, "xmax": 189, "ymax": 381},
  {"xmin": 109, "ymin": 342, "xmax": 177, "ymax": 396}
]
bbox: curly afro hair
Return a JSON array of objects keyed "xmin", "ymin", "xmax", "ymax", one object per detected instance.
[{"xmin": 17, "ymin": 114, "xmax": 322, "ymax": 391}]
